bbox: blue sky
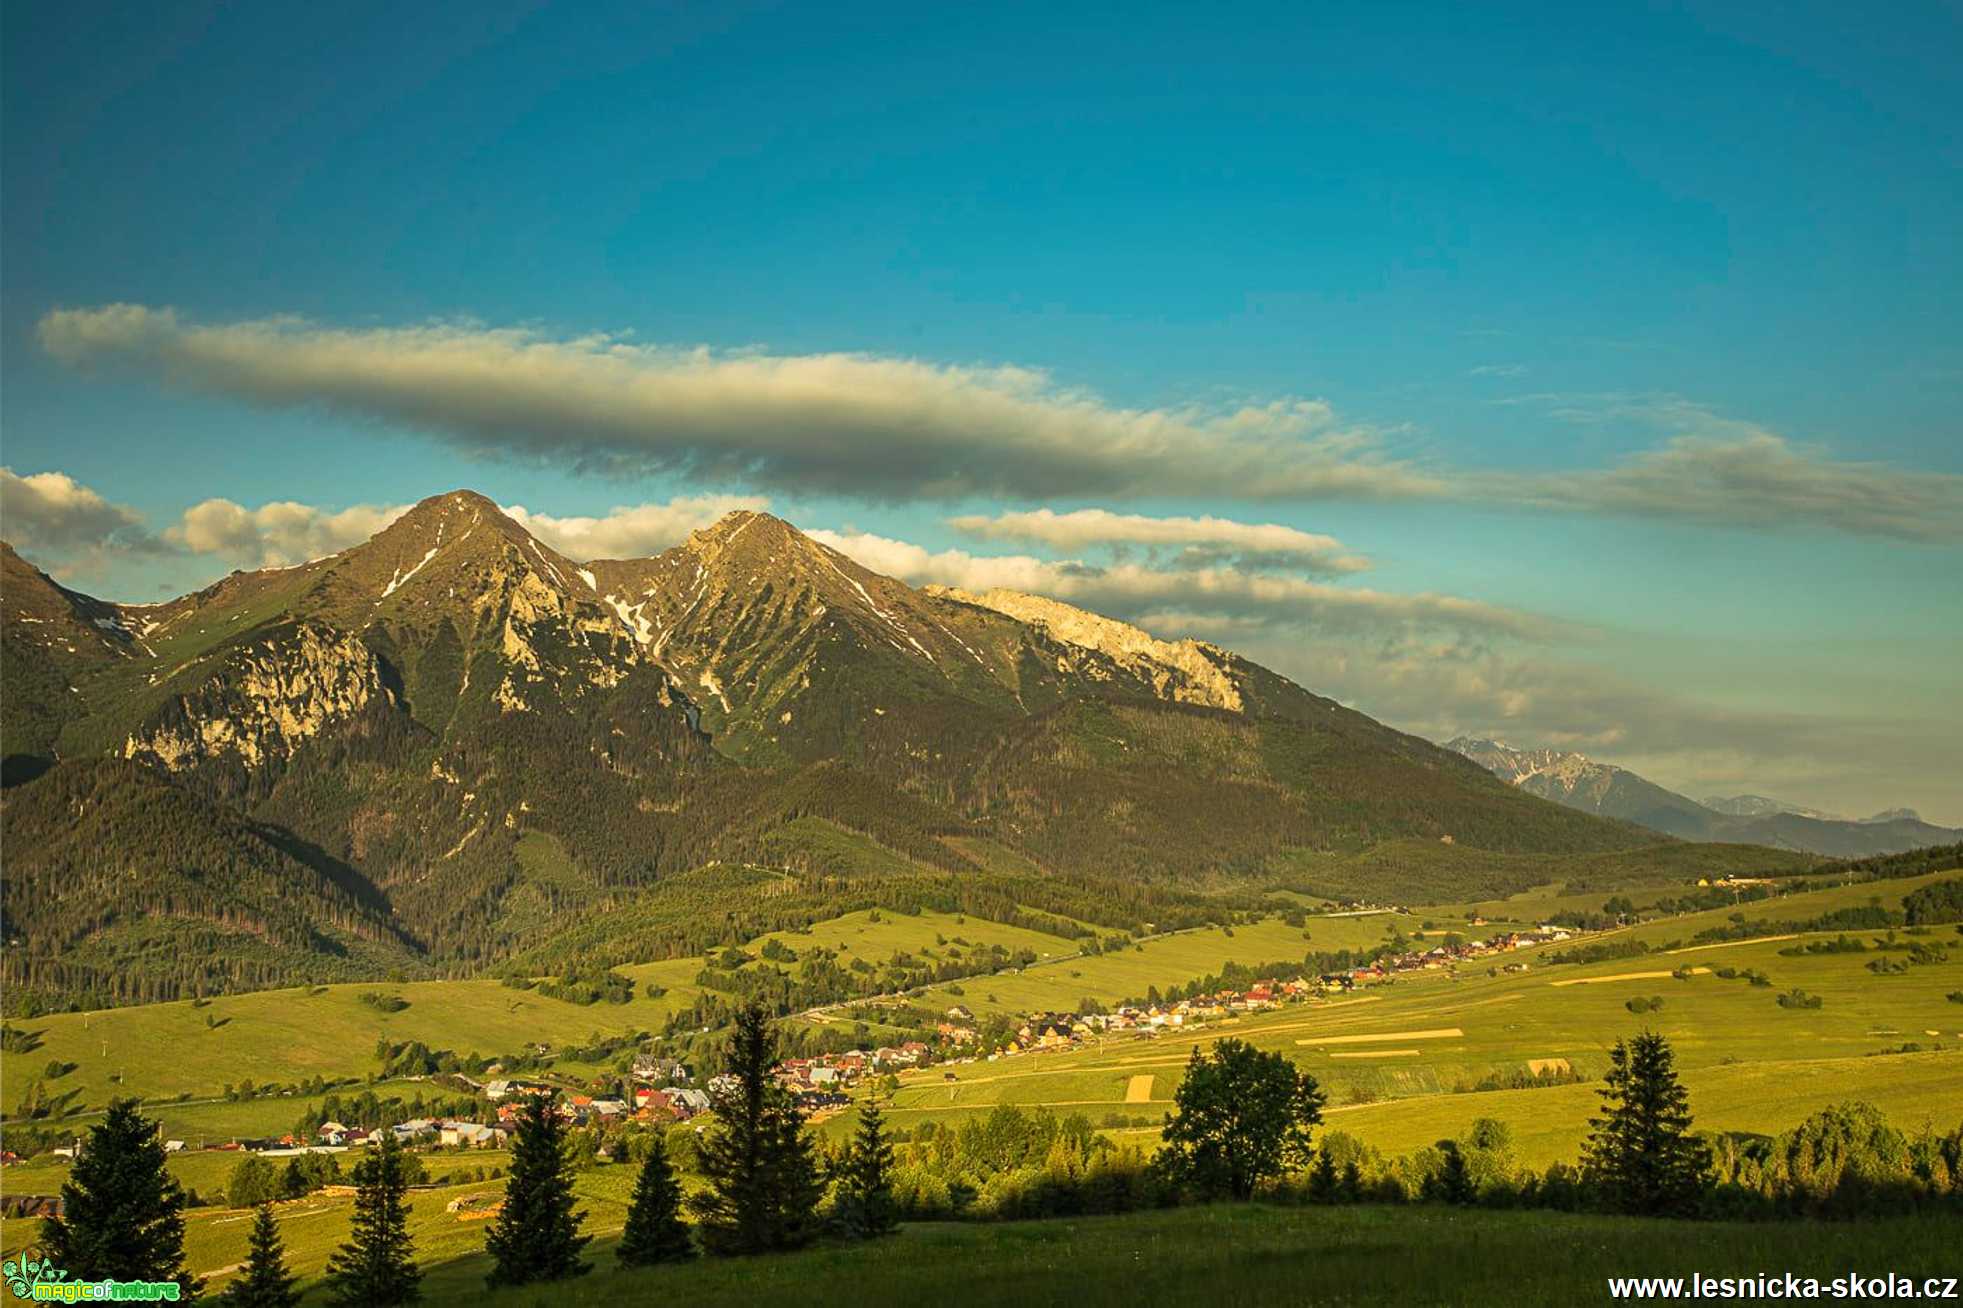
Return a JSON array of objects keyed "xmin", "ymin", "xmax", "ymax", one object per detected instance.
[{"xmin": 3, "ymin": 0, "xmax": 1959, "ymax": 819}]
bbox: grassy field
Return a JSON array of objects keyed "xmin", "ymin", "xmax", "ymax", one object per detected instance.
[
  {"xmin": 3, "ymin": 904, "xmax": 1412, "ymax": 1125},
  {"xmin": 4, "ymin": 1196, "xmax": 1956, "ymax": 1306},
  {"xmin": 4, "ymin": 980, "xmax": 691, "ymax": 1116},
  {"xmin": 1268, "ymin": 838, "xmax": 1817, "ymax": 904},
  {"xmin": 899, "ymin": 911, "xmax": 1425, "ymax": 1020},
  {"xmin": 621, "ymin": 907, "xmax": 1083, "ymax": 999},
  {"xmin": 877, "ymin": 870, "xmax": 1963, "ymax": 1163},
  {"xmin": 8, "ymin": 870, "xmax": 1954, "ymax": 1140},
  {"xmin": 0, "ymin": 1143, "xmax": 518, "ymax": 1204},
  {"xmin": 6, "ymin": 1076, "xmax": 471, "ymax": 1146},
  {"xmin": 3, "ymin": 907, "xmax": 1088, "ymax": 1120},
  {"xmin": 8, "ymin": 862, "xmax": 1955, "ymax": 1146}
]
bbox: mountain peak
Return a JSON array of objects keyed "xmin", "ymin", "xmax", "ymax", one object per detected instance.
[
  {"xmin": 683, "ymin": 508, "xmax": 813, "ymax": 558},
  {"xmin": 390, "ymin": 489, "xmax": 528, "ymax": 541},
  {"xmin": 1700, "ymin": 794, "xmax": 1847, "ymax": 822}
]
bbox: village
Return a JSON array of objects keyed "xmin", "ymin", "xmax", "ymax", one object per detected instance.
[
  {"xmin": 762, "ymin": 921, "xmax": 1573, "ymax": 1096},
  {"xmin": 14, "ymin": 919, "xmax": 1582, "ymax": 1177}
]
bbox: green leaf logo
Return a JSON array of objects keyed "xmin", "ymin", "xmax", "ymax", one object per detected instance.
[{"xmin": 3, "ymin": 1252, "xmax": 69, "ymax": 1299}]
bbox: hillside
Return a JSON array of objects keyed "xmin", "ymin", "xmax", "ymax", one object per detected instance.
[
  {"xmin": 2, "ymin": 495, "xmax": 1662, "ymax": 1011},
  {"xmin": 1446, "ymin": 737, "xmax": 1961, "ymax": 857}
]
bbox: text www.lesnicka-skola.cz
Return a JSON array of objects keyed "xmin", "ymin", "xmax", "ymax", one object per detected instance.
[{"xmin": 1608, "ymin": 1274, "xmax": 1959, "ymax": 1301}]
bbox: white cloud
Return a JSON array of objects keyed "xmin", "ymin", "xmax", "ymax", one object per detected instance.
[
  {"xmin": 168, "ymin": 498, "xmax": 411, "ymax": 567},
  {"xmin": 501, "ymin": 494, "xmax": 771, "ymax": 560},
  {"xmin": 36, "ymin": 307, "xmax": 1963, "ymax": 540},
  {"xmin": 1505, "ymin": 432, "xmax": 1963, "ymax": 541},
  {"xmin": 160, "ymin": 492, "xmax": 770, "ymax": 569},
  {"xmin": 1, "ymin": 467, "xmax": 160, "ymax": 574},
  {"xmin": 36, "ymin": 305, "xmax": 1439, "ymax": 504},
  {"xmin": 808, "ymin": 528, "xmax": 1563, "ymax": 641},
  {"xmin": 1476, "ymin": 396, "xmax": 1963, "ymax": 542},
  {"xmin": 945, "ymin": 508, "xmax": 1371, "ymax": 574}
]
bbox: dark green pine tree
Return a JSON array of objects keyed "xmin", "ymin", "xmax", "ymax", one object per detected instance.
[
  {"xmin": 617, "ymin": 1135, "xmax": 695, "ymax": 1266},
  {"xmin": 224, "ymin": 1205, "xmax": 299, "ymax": 1307},
  {"xmin": 690, "ymin": 1000, "xmax": 824, "ymax": 1255},
  {"xmin": 40, "ymin": 1099, "xmax": 198, "ymax": 1297},
  {"xmin": 1582, "ymin": 1031, "xmax": 1713, "ymax": 1216},
  {"xmin": 834, "ymin": 1097, "xmax": 899, "ymax": 1238},
  {"xmin": 323, "ymin": 1135, "xmax": 421, "ymax": 1306},
  {"xmin": 485, "ymin": 1094, "xmax": 591, "ymax": 1286},
  {"xmin": 1306, "ymin": 1146, "xmax": 1340, "ymax": 1203}
]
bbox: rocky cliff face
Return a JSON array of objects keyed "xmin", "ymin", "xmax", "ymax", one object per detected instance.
[
  {"xmin": 928, "ymin": 585, "xmax": 1245, "ymax": 713},
  {"xmin": 124, "ymin": 622, "xmax": 395, "ymax": 771}
]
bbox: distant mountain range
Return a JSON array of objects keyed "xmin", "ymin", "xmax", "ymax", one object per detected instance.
[
  {"xmin": 1445, "ymin": 738, "xmax": 1959, "ymax": 857},
  {"xmin": 2, "ymin": 493, "xmax": 1649, "ymax": 1011}
]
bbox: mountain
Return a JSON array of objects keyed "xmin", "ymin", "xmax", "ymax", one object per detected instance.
[
  {"xmin": 0, "ymin": 541, "xmax": 140, "ymax": 784},
  {"xmin": 1702, "ymin": 794, "xmax": 1925, "ymax": 826},
  {"xmin": 580, "ymin": 511, "xmax": 1302, "ymax": 772},
  {"xmin": 3, "ymin": 494, "xmax": 1662, "ymax": 1011},
  {"xmin": 1701, "ymin": 794, "xmax": 1845, "ymax": 821},
  {"xmin": 1447, "ymin": 738, "xmax": 1961, "ymax": 858},
  {"xmin": 1444, "ymin": 738, "xmax": 1718, "ymax": 835}
]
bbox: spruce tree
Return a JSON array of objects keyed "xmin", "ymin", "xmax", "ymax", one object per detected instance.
[
  {"xmin": 1306, "ymin": 1146, "xmax": 1340, "ymax": 1203},
  {"xmin": 690, "ymin": 1000, "xmax": 823, "ymax": 1255},
  {"xmin": 1582, "ymin": 1031, "xmax": 1713, "ymax": 1216},
  {"xmin": 835, "ymin": 1097, "xmax": 899, "ymax": 1238},
  {"xmin": 224, "ymin": 1205, "xmax": 299, "ymax": 1307},
  {"xmin": 323, "ymin": 1135, "xmax": 421, "ymax": 1306},
  {"xmin": 617, "ymin": 1135, "xmax": 695, "ymax": 1266},
  {"xmin": 40, "ymin": 1099, "xmax": 198, "ymax": 1297},
  {"xmin": 485, "ymin": 1094, "xmax": 591, "ymax": 1286}
]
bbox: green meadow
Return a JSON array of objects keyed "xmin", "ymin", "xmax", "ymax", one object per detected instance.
[
  {"xmin": 878, "ymin": 869, "xmax": 1963, "ymax": 1163},
  {"xmin": 4, "ymin": 1193, "xmax": 1957, "ymax": 1307},
  {"xmin": 618, "ymin": 906, "xmax": 1084, "ymax": 1000},
  {"xmin": 900, "ymin": 911, "xmax": 1425, "ymax": 1020},
  {"xmin": 6, "ymin": 980, "xmax": 683, "ymax": 1116},
  {"xmin": 0, "ymin": 1143, "xmax": 518, "ymax": 1204},
  {"xmin": 8, "ymin": 870, "xmax": 1956, "ymax": 1147},
  {"xmin": 7, "ymin": 908, "xmax": 1084, "ymax": 1120},
  {"xmin": 4, "ymin": 905, "xmax": 1421, "ymax": 1128},
  {"xmin": 2, "ymin": 862, "xmax": 1958, "ymax": 1304}
]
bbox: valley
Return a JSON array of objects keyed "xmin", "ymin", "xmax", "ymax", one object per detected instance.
[{"xmin": 3, "ymin": 857, "xmax": 1959, "ymax": 1300}]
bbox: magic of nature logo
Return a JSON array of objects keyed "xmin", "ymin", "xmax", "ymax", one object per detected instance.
[{"xmin": 3, "ymin": 1251, "xmax": 182, "ymax": 1302}]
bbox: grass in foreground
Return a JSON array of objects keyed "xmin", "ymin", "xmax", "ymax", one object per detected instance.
[{"xmin": 432, "ymin": 1204, "xmax": 1959, "ymax": 1308}]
